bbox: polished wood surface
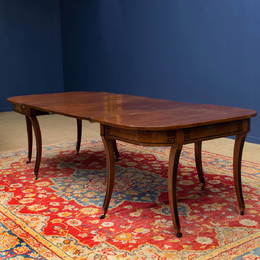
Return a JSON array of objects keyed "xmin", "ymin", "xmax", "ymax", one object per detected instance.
[
  {"xmin": 100, "ymin": 125, "xmax": 116, "ymax": 219},
  {"xmin": 25, "ymin": 115, "xmax": 33, "ymax": 164},
  {"xmin": 233, "ymin": 133, "xmax": 247, "ymax": 215},
  {"xmin": 195, "ymin": 141, "xmax": 205, "ymax": 187},
  {"xmin": 76, "ymin": 119, "xmax": 82, "ymax": 155},
  {"xmin": 30, "ymin": 114, "xmax": 42, "ymax": 180},
  {"xmin": 7, "ymin": 92, "xmax": 256, "ymax": 130},
  {"xmin": 167, "ymin": 131, "xmax": 184, "ymax": 238},
  {"xmin": 7, "ymin": 91, "xmax": 257, "ymax": 237}
]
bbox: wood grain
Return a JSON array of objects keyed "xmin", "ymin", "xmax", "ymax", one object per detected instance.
[
  {"xmin": 29, "ymin": 115, "xmax": 42, "ymax": 180},
  {"xmin": 76, "ymin": 119, "xmax": 82, "ymax": 154},
  {"xmin": 25, "ymin": 115, "xmax": 33, "ymax": 164},
  {"xmin": 195, "ymin": 141, "xmax": 205, "ymax": 187},
  {"xmin": 7, "ymin": 92, "xmax": 256, "ymax": 130},
  {"xmin": 233, "ymin": 134, "xmax": 247, "ymax": 215}
]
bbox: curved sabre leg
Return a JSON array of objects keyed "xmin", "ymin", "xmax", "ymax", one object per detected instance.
[
  {"xmin": 233, "ymin": 134, "xmax": 247, "ymax": 215},
  {"xmin": 112, "ymin": 140, "xmax": 120, "ymax": 161},
  {"xmin": 30, "ymin": 116, "xmax": 42, "ymax": 180},
  {"xmin": 168, "ymin": 143, "xmax": 183, "ymax": 238},
  {"xmin": 25, "ymin": 115, "xmax": 33, "ymax": 164},
  {"xmin": 100, "ymin": 137, "xmax": 115, "ymax": 219},
  {"xmin": 76, "ymin": 119, "xmax": 82, "ymax": 154},
  {"xmin": 195, "ymin": 141, "xmax": 205, "ymax": 189}
]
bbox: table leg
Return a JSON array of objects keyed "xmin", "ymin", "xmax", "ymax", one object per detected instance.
[
  {"xmin": 168, "ymin": 143, "xmax": 183, "ymax": 238},
  {"xmin": 195, "ymin": 141, "xmax": 205, "ymax": 188},
  {"xmin": 112, "ymin": 140, "xmax": 120, "ymax": 161},
  {"xmin": 100, "ymin": 137, "xmax": 115, "ymax": 219},
  {"xmin": 76, "ymin": 119, "xmax": 82, "ymax": 154},
  {"xmin": 233, "ymin": 133, "xmax": 247, "ymax": 215},
  {"xmin": 25, "ymin": 115, "xmax": 33, "ymax": 164},
  {"xmin": 30, "ymin": 115, "xmax": 42, "ymax": 180}
]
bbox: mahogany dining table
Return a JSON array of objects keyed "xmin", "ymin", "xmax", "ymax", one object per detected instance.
[{"xmin": 7, "ymin": 91, "xmax": 256, "ymax": 237}]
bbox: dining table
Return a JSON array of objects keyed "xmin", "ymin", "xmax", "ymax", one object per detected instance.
[{"xmin": 7, "ymin": 91, "xmax": 257, "ymax": 237}]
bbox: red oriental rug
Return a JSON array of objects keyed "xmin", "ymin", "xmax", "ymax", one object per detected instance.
[{"xmin": 0, "ymin": 141, "xmax": 259, "ymax": 259}]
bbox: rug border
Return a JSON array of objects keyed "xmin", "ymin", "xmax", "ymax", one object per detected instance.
[{"xmin": 0, "ymin": 204, "xmax": 72, "ymax": 260}]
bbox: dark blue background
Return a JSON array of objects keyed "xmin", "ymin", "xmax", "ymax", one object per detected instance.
[
  {"xmin": 1, "ymin": 0, "xmax": 260, "ymax": 143},
  {"xmin": 0, "ymin": 0, "xmax": 63, "ymax": 111}
]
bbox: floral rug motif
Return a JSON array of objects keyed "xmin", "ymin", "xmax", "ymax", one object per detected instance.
[{"xmin": 0, "ymin": 141, "xmax": 259, "ymax": 259}]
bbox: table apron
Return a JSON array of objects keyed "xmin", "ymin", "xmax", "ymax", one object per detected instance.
[
  {"xmin": 101, "ymin": 119, "xmax": 250, "ymax": 146},
  {"xmin": 13, "ymin": 104, "xmax": 50, "ymax": 116}
]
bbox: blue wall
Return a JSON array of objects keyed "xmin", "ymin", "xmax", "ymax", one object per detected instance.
[
  {"xmin": 1, "ymin": 1, "xmax": 259, "ymax": 143},
  {"xmin": 0, "ymin": 0, "xmax": 63, "ymax": 111},
  {"xmin": 62, "ymin": 0, "xmax": 260, "ymax": 143}
]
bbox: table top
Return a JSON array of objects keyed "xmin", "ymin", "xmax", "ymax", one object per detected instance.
[{"xmin": 7, "ymin": 92, "xmax": 257, "ymax": 130}]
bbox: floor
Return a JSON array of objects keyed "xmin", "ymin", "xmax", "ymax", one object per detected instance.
[{"xmin": 1, "ymin": 111, "xmax": 260, "ymax": 163}]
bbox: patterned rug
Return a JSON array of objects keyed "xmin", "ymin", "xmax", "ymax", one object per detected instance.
[{"xmin": 0, "ymin": 140, "xmax": 259, "ymax": 259}]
